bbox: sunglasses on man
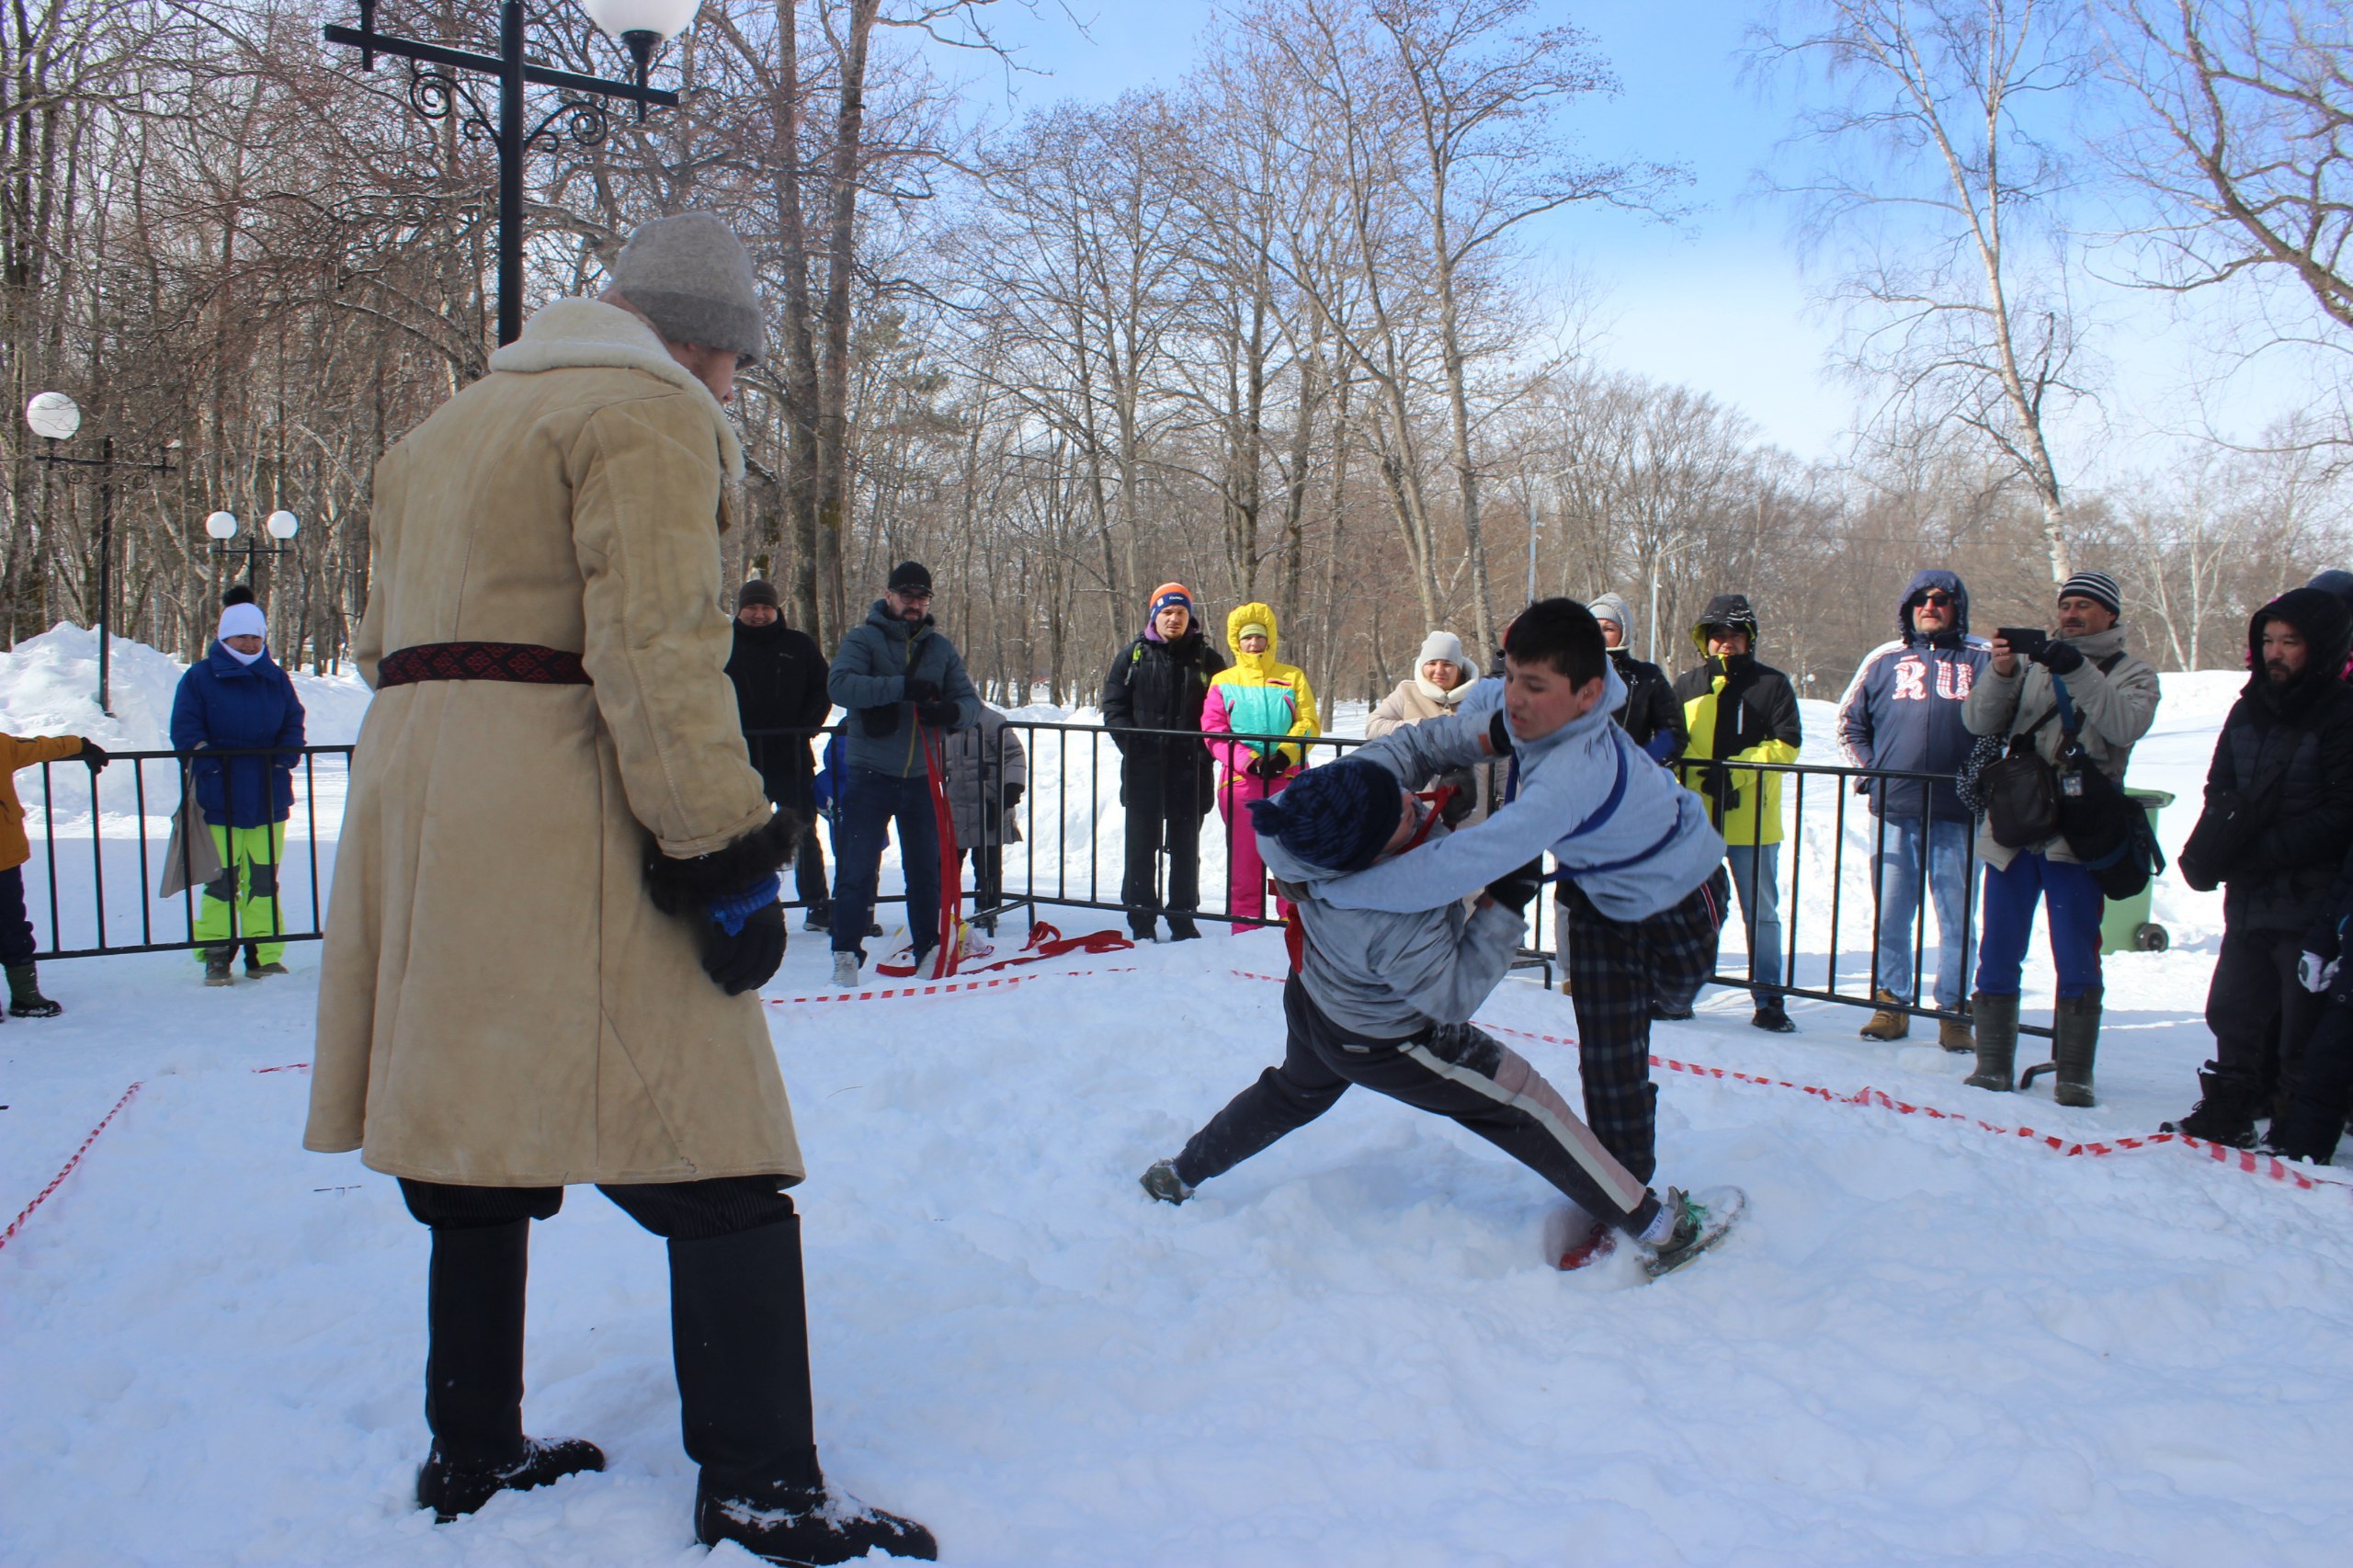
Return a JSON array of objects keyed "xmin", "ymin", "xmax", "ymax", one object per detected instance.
[{"xmin": 1913, "ymin": 590, "xmax": 1957, "ymax": 607}]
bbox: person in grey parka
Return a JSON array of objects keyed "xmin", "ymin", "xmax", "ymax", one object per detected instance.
[
  {"xmin": 825, "ymin": 561, "xmax": 981, "ymax": 984},
  {"xmin": 942, "ymin": 705, "xmax": 1029, "ymax": 938}
]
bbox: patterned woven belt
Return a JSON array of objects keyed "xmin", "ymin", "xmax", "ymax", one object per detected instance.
[{"xmin": 377, "ymin": 642, "xmax": 591, "ymax": 688}]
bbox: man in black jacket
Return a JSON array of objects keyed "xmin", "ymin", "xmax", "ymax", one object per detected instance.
[
  {"xmin": 1671, "ymin": 593, "xmax": 1804, "ymax": 1031},
  {"xmin": 724, "ymin": 580, "xmax": 834, "ymax": 930},
  {"xmin": 1103, "ymin": 583, "xmax": 1227, "ymax": 941},
  {"xmin": 1587, "ymin": 593, "xmax": 1685, "ymax": 762},
  {"xmin": 2165, "ymin": 586, "xmax": 2353, "ymax": 1147}
]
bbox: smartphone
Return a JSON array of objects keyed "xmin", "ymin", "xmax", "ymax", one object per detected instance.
[{"xmin": 1995, "ymin": 626, "xmax": 2051, "ymax": 659}]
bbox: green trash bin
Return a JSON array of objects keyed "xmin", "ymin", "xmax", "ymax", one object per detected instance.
[{"xmin": 2098, "ymin": 788, "xmax": 2176, "ymax": 955}]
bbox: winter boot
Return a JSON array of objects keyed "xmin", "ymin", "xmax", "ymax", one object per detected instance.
[
  {"xmin": 2052, "ymin": 989, "xmax": 2103, "ymax": 1108},
  {"xmin": 1938, "ymin": 1003, "xmax": 1973, "ymax": 1054},
  {"xmin": 202, "ymin": 947, "xmax": 235, "ymax": 987},
  {"xmin": 829, "ymin": 953, "xmax": 859, "ymax": 989},
  {"xmin": 673, "ymin": 1217, "xmax": 938, "ymax": 1564},
  {"xmin": 2265, "ymin": 1090, "xmax": 2347, "ymax": 1165},
  {"xmin": 1642, "ymin": 1186, "xmax": 1748, "ymax": 1279},
  {"xmin": 803, "ymin": 901, "xmax": 833, "ymax": 934},
  {"xmin": 244, "ymin": 944, "xmax": 289, "ymax": 979},
  {"xmin": 1750, "ymin": 1003, "xmax": 1797, "ymax": 1033},
  {"xmin": 1165, "ymin": 915, "xmax": 1202, "ymax": 943},
  {"xmin": 2162, "ymin": 1065, "xmax": 2260, "ymax": 1149},
  {"xmin": 1140, "ymin": 1159, "xmax": 1193, "ymax": 1205},
  {"xmin": 1859, "ymin": 989, "xmax": 1908, "ymax": 1041},
  {"xmin": 415, "ymin": 1219, "xmax": 602, "ymax": 1521},
  {"xmin": 1964, "ymin": 991, "xmax": 2018, "ymax": 1092},
  {"xmin": 6, "ymin": 961, "xmax": 63, "ymax": 1018}
]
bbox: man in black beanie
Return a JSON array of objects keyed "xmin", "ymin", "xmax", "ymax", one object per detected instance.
[
  {"xmin": 1138, "ymin": 757, "xmax": 1741, "ymax": 1278},
  {"xmin": 725, "ymin": 580, "xmax": 834, "ymax": 930},
  {"xmin": 824, "ymin": 561, "xmax": 980, "ymax": 986}
]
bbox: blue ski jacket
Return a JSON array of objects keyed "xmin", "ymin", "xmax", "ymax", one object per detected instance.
[
  {"xmin": 1834, "ymin": 568, "xmax": 1991, "ymax": 825},
  {"xmin": 171, "ymin": 642, "xmax": 307, "ymax": 828},
  {"xmin": 826, "ymin": 600, "xmax": 982, "ymax": 779}
]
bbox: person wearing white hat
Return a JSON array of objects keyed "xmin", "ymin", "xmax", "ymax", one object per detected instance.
[
  {"xmin": 169, "ymin": 597, "xmax": 306, "ymax": 985},
  {"xmin": 1367, "ymin": 630, "xmax": 1491, "ymax": 824}
]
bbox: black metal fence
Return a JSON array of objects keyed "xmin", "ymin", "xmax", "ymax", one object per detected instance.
[
  {"xmin": 20, "ymin": 723, "xmax": 2064, "ymax": 1044},
  {"xmin": 748, "ymin": 719, "xmax": 2048, "ymax": 1039},
  {"xmin": 17, "ymin": 744, "xmax": 351, "ymax": 960}
]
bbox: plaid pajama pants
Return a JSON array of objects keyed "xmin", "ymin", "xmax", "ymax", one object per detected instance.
[{"xmin": 1559, "ymin": 870, "xmax": 1727, "ymax": 1184}]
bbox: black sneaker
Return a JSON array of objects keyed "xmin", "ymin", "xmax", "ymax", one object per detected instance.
[
  {"xmin": 416, "ymin": 1437, "xmax": 605, "ymax": 1523},
  {"xmin": 202, "ymin": 949, "xmax": 235, "ymax": 987},
  {"xmin": 1140, "ymin": 1159, "xmax": 1192, "ymax": 1205},
  {"xmin": 1750, "ymin": 1004, "xmax": 1797, "ymax": 1033},
  {"xmin": 697, "ymin": 1475, "xmax": 937, "ymax": 1563},
  {"xmin": 803, "ymin": 903, "xmax": 833, "ymax": 934}
]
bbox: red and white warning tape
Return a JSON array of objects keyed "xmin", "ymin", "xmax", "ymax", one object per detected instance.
[
  {"xmin": 767, "ymin": 967, "xmax": 1137, "ymax": 1006},
  {"xmin": 0, "ymin": 1081, "xmax": 144, "ymax": 1254},
  {"xmin": 1231, "ymin": 968, "xmax": 2353, "ymax": 1198}
]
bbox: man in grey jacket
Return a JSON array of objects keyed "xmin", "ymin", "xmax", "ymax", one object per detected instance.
[
  {"xmin": 1314, "ymin": 599, "xmax": 1729, "ymax": 1186},
  {"xmin": 1137, "ymin": 756, "xmax": 1736, "ymax": 1276},
  {"xmin": 1961, "ymin": 569, "xmax": 2161, "ymax": 1106},
  {"xmin": 824, "ymin": 561, "xmax": 982, "ymax": 985}
]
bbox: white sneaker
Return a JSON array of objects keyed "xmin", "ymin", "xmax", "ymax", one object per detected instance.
[{"xmin": 830, "ymin": 954, "xmax": 859, "ymax": 989}]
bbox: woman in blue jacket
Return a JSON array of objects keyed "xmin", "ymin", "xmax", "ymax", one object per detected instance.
[{"xmin": 171, "ymin": 599, "xmax": 306, "ymax": 984}]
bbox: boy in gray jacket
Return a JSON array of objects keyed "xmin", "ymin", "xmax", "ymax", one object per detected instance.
[
  {"xmin": 1139, "ymin": 756, "xmax": 1738, "ymax": 1276},
  {"xmin": 1317, "ymin": 598, "xmax": 1731, "ymax": 1187}
]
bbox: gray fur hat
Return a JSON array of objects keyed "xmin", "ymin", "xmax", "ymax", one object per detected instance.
[{"xmin": 612, "ymin": 212, "xmax": 766, "ymax": 364}]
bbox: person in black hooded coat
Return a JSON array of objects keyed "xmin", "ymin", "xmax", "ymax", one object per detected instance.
[
  {"xmin": 1103, "ymin": 584, "xmax": 1226, "ymax": 941},
  {"xmin": 723, "ymin": 580, "xmax": 835, "ymax": 927},
  {"xmin": 2165, "ymin": 585, "xmax": 2353, "ymax": 1149}
]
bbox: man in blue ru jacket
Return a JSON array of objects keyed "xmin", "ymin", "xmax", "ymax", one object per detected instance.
[
  {"xmin": 1319, "ymin": 599, "xmax": 1728, "ymax": 1185},
  {"xmin": 824, "ymin": 561, "xmax": 981, "ymax": 986},
  {"xmin": 1835, "ymin": 569, "xmax": 1991, "ymax": 1051},
  {"xmin": 170, "ymin": 597, "xmax": 307, "ymax": 985}
]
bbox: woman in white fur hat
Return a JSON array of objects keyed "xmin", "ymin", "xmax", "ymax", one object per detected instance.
[{"xmin": 1365, "ymin": 630, "xmax": 1493, "ymax": 824}]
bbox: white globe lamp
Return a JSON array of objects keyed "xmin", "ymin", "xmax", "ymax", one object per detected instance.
[
  {"xmin": 204, "ymin": 510, "xmax": 240, "ymax": 541},
  {"xmin": 25, "ymin": 392, "xmax": 81, "ymax": 441},
  {"xmin": 265, "ymin": 509, "xmax": 301, "ymax": 540}
]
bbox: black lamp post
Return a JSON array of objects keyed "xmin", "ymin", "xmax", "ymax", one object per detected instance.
[
  {"xmin": 324, "ymin": 1, "xmax": 699, "ymax": 345},
  {"xmin": 204, "ymin": 509, "xmax": 301, "ymax": 585},
  {"xmin": 25, "ymin": 392, "xmax": 176, "ymax": 717}
]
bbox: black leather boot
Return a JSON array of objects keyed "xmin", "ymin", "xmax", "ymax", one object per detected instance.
[
  {"xmin": 2163, "ymin": 1064, "xmax": 2260, "ymax": 1149},
  {"xmin": 1965, "ymin": 991, "xmax": 2018, "ymax": 1092},
  {"xmin": 2052, "ymin": 988, "xmax": 2102, "ymax": 1108},
  {"xmin": 673, "ymin": 1216, "xmax": 935, "ymax": 1563},
  {"xmin": 414, "ymin": 1220, "xmax": 602, "ymax": 1521}
]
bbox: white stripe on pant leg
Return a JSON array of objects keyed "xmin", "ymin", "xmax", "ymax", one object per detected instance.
[{"xmin": 1400, "ymin": 1040, "xmax": 1650, "ymax": 1215}]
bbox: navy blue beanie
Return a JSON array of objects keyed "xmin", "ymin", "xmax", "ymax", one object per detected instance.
[{"xmin": 1245, "ymin": 757, "xmax": 1404, "ymax": 872}]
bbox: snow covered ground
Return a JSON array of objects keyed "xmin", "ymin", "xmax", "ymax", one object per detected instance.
[{"xmin": 6, "ymin": 636, "xmax": 2352, "ymax": 1565}]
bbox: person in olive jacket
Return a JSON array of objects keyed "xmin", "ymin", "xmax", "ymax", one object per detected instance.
[
  {"xmin": 1103, "ymin": 583, "xmax": 1226, "ymax": 941},
  {"xmin": 725, "ymin": 579, "xmax": 835, "ymax": 930}
]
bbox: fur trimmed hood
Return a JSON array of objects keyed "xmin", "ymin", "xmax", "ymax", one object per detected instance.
[{"xmin": 489, "ymin": 298, "xmax": 745, "ymax": 481}]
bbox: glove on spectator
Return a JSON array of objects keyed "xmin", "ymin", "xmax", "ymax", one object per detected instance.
[
  {"xmin": 2039, "ymin": 641, "xmax": 2086, "ymax": 676},
  {"xmin": 859, "ymin": 705, "xmax": 899, "ymax": 737},
  {"xmin": 703, "ymin": 892, "xmax": 786, "ymax": 994},
  {"xmin": 1246, "ymin": 753, "xmax": 1287, "ymax": 779},
  {"xmin": 78, "ymin": 739, "xmax": 109, "ymax": 772},
  {"xmin": 1002, "ymin": 782, "xmax": 1024, "ymax": 812},
  {"xmin": 904, "ymin": 676, "xmax": 943, "ymax": 704},
  {"xmin": 916, "ymin": 699, "xmax": 961, "ymax": 729}
]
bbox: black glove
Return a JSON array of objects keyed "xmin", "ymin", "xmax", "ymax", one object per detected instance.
[
  {"xmin": 915, "ymin": 699, "xmax": 959, "ymax": 728},
  {"xmin": 1003, "ymin": 781, "xmax": 1024, "ymax": 812},
  {"xmin": 78, "ymin": 740, "xmax": 109, "ymax": 773},
  {"xmin": 1247, "ymin": 753, "xmax": 1286, "ymax": 779},
  {"xmin": 1484, "ymin": 868, "xmax": 1542, "ymax": 913},
  {"xmin": 1435, "ymin": 768, "xmax": 1476, "ymax": 826},
  {"xmin": 904, "ymin": 676, "xmax": 943, "ymax": 704},
  {"xmin": 2040, "ymin": 641, "xmax": 2085, "ymax": 676},
  {"xmin": 858, "ymin": 705, "xmax": 900, "ymax": 737},
  {"xmin": 701, "ymin": 901, "xmax": 785, "ymax": 995},
  {"xmin": 1487, "ymin": 710, "xmax": 1513, "ymax": 757}
]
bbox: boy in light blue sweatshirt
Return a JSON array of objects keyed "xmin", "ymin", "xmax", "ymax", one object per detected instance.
[
  {"xmin": 1138, "ymin": 756, "xmax": 1738, "ymax": 1276},
  {"xmin": 1319, "ymin": 598, "xmax": 1731, "ymax": 1185}
]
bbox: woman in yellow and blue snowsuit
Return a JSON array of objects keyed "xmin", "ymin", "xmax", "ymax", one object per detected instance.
[{"xmin": 1200, "ymin": 602, "xmax": 1319, "ymax": 926}]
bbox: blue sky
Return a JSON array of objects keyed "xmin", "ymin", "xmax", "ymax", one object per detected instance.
[
  {"xmin": 938, "ymin": 1, "xmax": 1856, "ymax": 456},
  {"xmin": 930, "ymin": 1, "xmax": 2315, "ymax": 472}
]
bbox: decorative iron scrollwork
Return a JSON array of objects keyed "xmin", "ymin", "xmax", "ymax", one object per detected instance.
[{"xmin": 406, "ymin": 59, "xmax": 494, "ymax": 144}]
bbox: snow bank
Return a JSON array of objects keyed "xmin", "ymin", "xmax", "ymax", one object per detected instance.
[{"xmin": 0, "ymin": 622, "xmax": 371, "ymax": 752}]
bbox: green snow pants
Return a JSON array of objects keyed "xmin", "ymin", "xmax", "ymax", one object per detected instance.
[{"xmin": 195, "ymin": 822, "xmax": 287, "ymax": 965}]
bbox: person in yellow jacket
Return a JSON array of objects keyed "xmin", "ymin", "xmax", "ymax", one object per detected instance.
[
  {"xmin": 1670, "ymin": 593, "xmax": 1803, "ymax": 1031},
  {"xmin": 0, "ymin": 731, "xmax": 108, "ymax": 1017},
  {"xmin": 1201, "ymin": 601, "xmax": 1320, "ymax": 925}
]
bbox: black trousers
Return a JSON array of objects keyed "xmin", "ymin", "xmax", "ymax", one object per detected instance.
[
  {"xmin": 399, "ymin": 1176, "xmax": 815, "ymax": 1487},
  {"xmin": 2204, "ymin": 926, "xmax": 2325, "ymax": 1100},
  {"xmin": 1121, "ymin": 785, "xmax": 1205, "ymax": 930},
  {"xmin": 1172, "ymin": 976, "xmax": 1659, "ymax": 1233},
  {"xmin": 0, "ymin": 865, "xmax": 34, "ymax": 968},
  {"xmin": 965, "ymin": 843, "xmax": 1003, "ymax": 921}
]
